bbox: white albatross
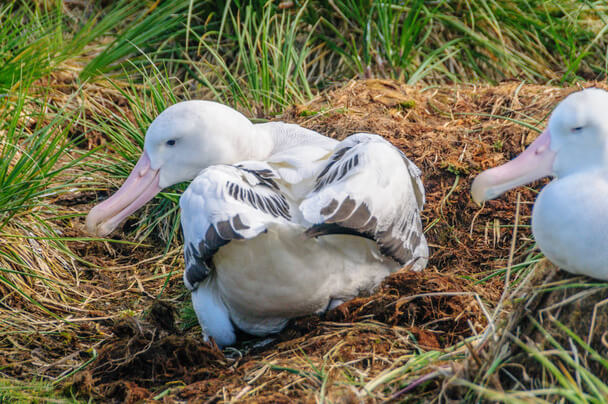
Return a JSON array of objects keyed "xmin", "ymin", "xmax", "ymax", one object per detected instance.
[
  {"xmin": 472, "ymin": 88, "xmax": 608, "ymax": 281},
  {"xmin": 86, "ymin": 101, "xmax": 428, "ymax": 347}
]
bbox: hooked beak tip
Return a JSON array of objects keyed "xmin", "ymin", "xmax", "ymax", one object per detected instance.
[
  {"xmin": 85, "ymin": 151, "xmax": 161, "ymax": 238},
  {"xmin": 471, "ymin": 175, "xmax": 490, "ymax": 205},
  {"xmin": 85, "ymin": 207, "xmax": 111, "ymax": 237}
]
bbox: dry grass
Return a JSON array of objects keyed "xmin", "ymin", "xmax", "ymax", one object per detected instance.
[{"xmin": 3, "ymin": 78, "xmax": 608, "ymax": 402}]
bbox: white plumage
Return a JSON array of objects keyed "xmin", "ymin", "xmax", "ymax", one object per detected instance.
[
  {"xmin": 472, "ymin": 88, "xmax": 608, "ymax": 282},
  {"xmin": 86, "ymin": 101, "xmax": 428, "ymax": 347}
]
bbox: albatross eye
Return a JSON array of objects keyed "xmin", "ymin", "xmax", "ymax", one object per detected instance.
[
  {"xmin": 571, "ymin": 126, "xmax": 584, "ymax": 133},
  {"xmin": 166, "ymin": 139, "xmax": 176, "ymax": 146}
]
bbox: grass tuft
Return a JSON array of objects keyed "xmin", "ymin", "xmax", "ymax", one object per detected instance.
[{"xmin": 186, "ymin": 0, "xmax": 317, "ymax": 116}]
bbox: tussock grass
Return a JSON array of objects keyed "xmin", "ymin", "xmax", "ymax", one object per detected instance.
[
  {"xmin": 308, "ymin": 0, "xmax": 460, "ymax": 83},
  {"xmin": 0, "ymin": 0, "xmax": 186, "ymax": 390},
  {"xmin": 186, "ymin": 0, "xmax": 316, "ymax": 116},
  {"xmin": 0, "ymin": 2, "xmax": 65, "ymax": 91},
  {"xmin": 0, "ymin": 78, "xmax": 95, "ymax": 328},
  {"xmin": 0, "ymin": 377, "xmax": 78, "ymax": 403},
  {"xmin": 309, "ymin": 0, "xmax": 608, "ymax": 83},
  {"xmin": 79, "ymin": 0, "xmax": 196, "ymax": 81},
  {"xmin": 0, "ymin": 92, "xmax": 84, "ymax": 227},
  {"xmin": 177, "ymin": 0, "xmax": 608, "ymax": 113}
]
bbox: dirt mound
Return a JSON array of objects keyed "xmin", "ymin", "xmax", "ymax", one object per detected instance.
[
  {"xmin": 76, "ymin": 271, "xmax": 488, "ymax": 401},
  {"xmin": 326, "ymin": 271, "xmax": 486, "ymax": 349},
  {"xmin": 71, "ymin": 314, "xmax": 226, "ymax": 402}
]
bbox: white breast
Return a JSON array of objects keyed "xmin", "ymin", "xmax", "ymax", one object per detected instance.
[
  {"xmin": 532, "ymin": 171, "xmax": 608, "ymax": 280},
  {"xmin": 213, "ymin": 223, "xmax": 397, "ymax": 335}
]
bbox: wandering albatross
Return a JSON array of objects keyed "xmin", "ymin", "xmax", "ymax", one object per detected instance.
[
  {"xmin": 86, "ymin": 100, "xmax": 428, "ymax": 347},
  {"xmin": 472, "ymin": 88, "xmax": 608, "ymax": 281}
]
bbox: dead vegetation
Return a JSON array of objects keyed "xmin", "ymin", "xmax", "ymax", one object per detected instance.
[{"xmin": 2, "ymin": 79, "xmax": 608, "ymax": 402}]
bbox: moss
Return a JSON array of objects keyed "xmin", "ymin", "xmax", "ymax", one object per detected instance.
[{"xmin": 398, "ymin": 100, "xmax": 416, "ymax": 109}]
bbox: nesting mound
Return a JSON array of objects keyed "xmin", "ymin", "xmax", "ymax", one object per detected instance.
[
  {"xmin": 68, "ymin": 271, "xmax": 486, "ymax": 403},
  {"xmin": 5, "ymin": 80, "xmax": 607, "ymax": 402}
]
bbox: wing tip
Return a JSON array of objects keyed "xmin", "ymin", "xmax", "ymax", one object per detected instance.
[{"xmin": 304, "ymin": 223, "xmax": 375, "ymax": 240}]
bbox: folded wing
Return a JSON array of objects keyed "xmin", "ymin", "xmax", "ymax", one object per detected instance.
[
  {"xmin": 299, "ymin": 133, "xmax": 428, "ymax": 270},
  {"xmin": 179, "ymin": 162, "xmax": 292, "ymax": 290}
]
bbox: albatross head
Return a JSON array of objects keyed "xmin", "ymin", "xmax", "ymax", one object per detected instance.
[
  {"xmin": 471, "ymin": 88, "xmax": 608, "ymax": 203},
  {"xmin": 86, "ymin": 100, "xmax": 260, "ymax": 236}
]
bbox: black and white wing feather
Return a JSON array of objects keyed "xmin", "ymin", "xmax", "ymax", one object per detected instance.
[
  {"xmin": 180, "ymin": 162, "xmax": 292, "ymax": 290},
  {"xmin": 300, "ymin": 133, "xmax": 428, "ymax": 270}
]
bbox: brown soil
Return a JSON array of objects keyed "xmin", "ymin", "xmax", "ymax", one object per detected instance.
[{"xmin": 5, "ymin": 79, "xmax": 608, "ymax": 402}]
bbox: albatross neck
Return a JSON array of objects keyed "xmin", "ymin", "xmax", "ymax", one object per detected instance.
[{"xmin": 254, "ymin": 122, "xmax": 338, "ymax": 157}]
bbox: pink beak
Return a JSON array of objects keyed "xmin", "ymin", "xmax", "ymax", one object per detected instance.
[
  {"xmin": 86, "ymin": 152, "xmax": 161, "ymax": 236},
  {"xmin": 471, "ymin": 129, "xmax": 556, "ymax": 203}
]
